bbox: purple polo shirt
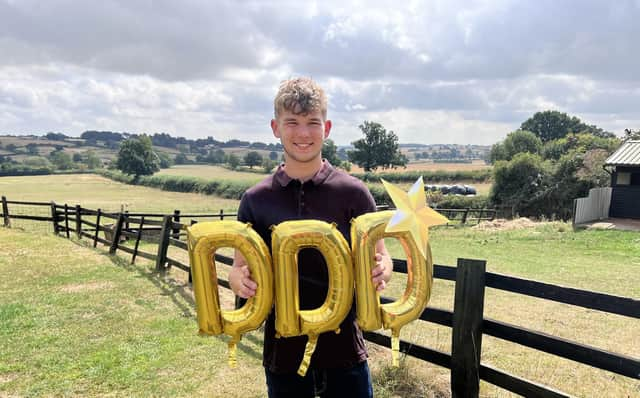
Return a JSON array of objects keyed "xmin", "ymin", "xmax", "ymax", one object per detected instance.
[{"xmin": 237, "ymin": 160, "xmax": 377, "ymax": 374}]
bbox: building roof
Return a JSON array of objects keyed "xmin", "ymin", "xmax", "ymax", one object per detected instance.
[{"xmin": 605, "ymin": 140, "xmax": 640, "ymax": 166}]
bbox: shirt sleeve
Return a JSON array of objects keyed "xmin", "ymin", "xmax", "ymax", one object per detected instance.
[
  {"xmin": 354, "ymin": 180, "xmax": 377, "ymax": 217},
  {"xmin": 236, "ymin": 192, "xmax": 253, "ymax": 223}
]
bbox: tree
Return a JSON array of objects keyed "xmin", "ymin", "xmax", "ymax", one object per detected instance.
[
  {"xmin": 26, "ymin": 143, "xmax": 39, "ymax": 155},
  {"xmin": 85, "ymin": 150, "xmax": 102, "ymax": 169},
  {"xmin": 520, "ymin": 110, "xmax": 614, "ymax": 143},
  {"xmin": 489, "ymin": 130, "xmax": 542, "ymax": 163},
  {"xmin": 322, "ymin": 139, "xmax": 341, "ymax": 166},
  {"xmin": 262, "ymin": 158, "xmax": 277, "ymax": 174},
  {"xmin": 244, "ymin": 151, "xmax": 263, "ymax": 169},
  {"xmin": 269, "ymin": 151, "xmax": 278, "ymax": 161},
  {"xmin": 348, "ymin": 121, "xmax": 408, "ymax": 172},
  {"xmin": 49, "ymin": 149, "xmax": 74, "ymax": 170},
  {"xmin": 24, "ymin": 156, "xmax": 52, "ymax": 168},
  {"xmin": 45, "ymin": 132, "xmax": 68, "ymax": 141},
  {"xmin": 116, "ymin": 135, "xmax": 160, "ymax": 179},
  {"xmin": 72, "ymin": 153, "xmax": 83, "ymax": 162},
  {"xmin": 174, "ymin": 153, "xmax": 188, "ymax": 165},
  {"xmin": 488, "ymin": 142, "xmax": 508, "ymax": 164},
  {"xmin": 503, "ymin": 130, "xmax": 542, "ymax": 158},
  {"xmin": 226, "ymin": 153, "xmax": 241, "ymax": 170},
  {"xmin": 541, "ymin": 133, "xmax": 619, "ymax": 161},
  {"xmin": 209, "ymin": 149, "xmax": 226, "ymax": 164},
  {"xmin": 490, "ymin": 153, "xmax": 550, "ymax": 217},
  {"xmin": 155, "ymin": 152, "xmax": 173, "ymax": 168}
]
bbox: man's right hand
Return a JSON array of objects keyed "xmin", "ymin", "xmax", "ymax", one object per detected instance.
[{"xmin": 229, "ymin": 252, "xmax": 257, "ymax": 298}]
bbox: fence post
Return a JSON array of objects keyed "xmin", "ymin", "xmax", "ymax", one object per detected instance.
[
  {"xmin": 156, "ymin": 215, "xmax": 172, "ymax": 272},
  {"xmin": 109, "ymin": 213, "xmax": 125, "ymax": 255},
  {"xmin": 219, "ymin": 209, "xmax": 224, "ymax": 220},
  {"xmin": 64, "ymin": 204, "xmax": 70, "ymax": 239},
  {"xmin": 131, "ymin": 216, "xmax": 145, "ymax": 264},
  {"xmin": 50, "ymin": 202, "xmax": 60, "ymax": 235},
  {"xmin": 93, "ymin": 209, "xmax": 102, "ymax": 248},
  {"xmin": 476, "ymin": 209, "xmax": 484, "ymax": 225},
  {"xmin": 75, "ymin": 205, "xmax": 82, "ymax": 238},
  {"xmin": 451, "ymin": 258, "xmax": 486, "ymax": 398},
  {"xmin": 461, "ymin": 208, "xmax": 470, "ymax": 225},
  {"xmin": 2, "ymin": 196, "xmax": 10, "ymax": 227},
  {"xmin": 172, "ymin": 210, "xmax": 181, "ymax": 239}
]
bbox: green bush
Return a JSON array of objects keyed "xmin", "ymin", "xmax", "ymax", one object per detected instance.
[
  {"xmin": 367, "ymin": 182, "xmax": 489, "ymax": 210},
  {"xmin": 98, "ymin": 170, "xmax": 253, "ymax": 199},
  {"xmin": 0, "ymin": 164, "xmax": 53, "ymax": 176},
  {"xmin": 489, "ymin": 153, "xmax": 552, "ymax": 217},
  {"xmin": 353, "ymin": 169, "xmax": 491, "ymax": 183},
  {"xmin": 433, "ymin": 195, "xmax": 490, "ymax": 209}
]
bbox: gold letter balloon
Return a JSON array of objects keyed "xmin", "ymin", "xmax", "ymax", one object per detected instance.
[
  {"xmin": 271, "ymin": 220, "xmax": 354, "ymax": 376},
  {"xmin": 185, "ymin": 177, "xmax": 446, "ymax": 372},
  {"xmin": 351, "ymin": 210, "xmax": 435, "ymax": 366},
  {"xmin": 187, "ymin": 221, "xmax": 273, "ymax": 367}
]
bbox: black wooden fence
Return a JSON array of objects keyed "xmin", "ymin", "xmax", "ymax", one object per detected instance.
[{"xmin": 1, "ymin": 196, "xmax": 638, "ymax": 397}]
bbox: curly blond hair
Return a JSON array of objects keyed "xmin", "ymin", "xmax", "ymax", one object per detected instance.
[{"xmin": 274, "ymin": 77, "xmax": 327, "ymax": 119}]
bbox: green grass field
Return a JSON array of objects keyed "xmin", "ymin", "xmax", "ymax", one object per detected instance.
[
  {"xmin": 2, "ymin": 173, "xmax": 239, "ymax": 214},
  {"xmin": 0, "ymin": 228, "xmax": 266, "ymax": 397},
  {"xmin": 1, "ymin": 173, "xmax": 639, "ymax": 397},
  {"xmin": 156, "ymin": 165, "xmax": 267, "ymax": 183}
]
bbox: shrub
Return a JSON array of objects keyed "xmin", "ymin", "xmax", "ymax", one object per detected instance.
[
  {"xmin": 353, "ymin": 169, "xmax": 491, "ymax": 183},
  {"xmin": 99, "ymin": 170, "xmax": 253, "ymax": 199}
]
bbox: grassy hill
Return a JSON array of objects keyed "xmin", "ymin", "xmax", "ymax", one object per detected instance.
[{"xmin": 0, "ymin": 134, "xmax": 490, "ymax": 170}]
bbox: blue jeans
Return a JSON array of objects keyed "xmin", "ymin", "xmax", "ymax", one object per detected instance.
[{"xmin": 265, "ymin": 361, "xmax": 373, "ymax": 398}]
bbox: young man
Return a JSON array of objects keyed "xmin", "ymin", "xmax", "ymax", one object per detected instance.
[{"xmin": 229, "ymin": 77, "xmax": 392, "ymax": 398}]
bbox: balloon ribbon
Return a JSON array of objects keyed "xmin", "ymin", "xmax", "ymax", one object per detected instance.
[
  {"xmin": 392, "ymin": 329, "xmax": 400, "ymax": 367},
  {"xmin": 228, "ymin": 335, "xmax": 240, "ymax": 368},
  {"xmin": 297, "ymin": 334, "xmax": 319, "ymax": 376}
]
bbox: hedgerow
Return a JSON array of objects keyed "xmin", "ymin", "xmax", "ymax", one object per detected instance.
[
  {"xmin": 352, "ymin": 169, "xmax": 491, "ymax": 183},
  {"xmin": 98, "ymin": 170, "xmax": 253, "ymax": 199}
]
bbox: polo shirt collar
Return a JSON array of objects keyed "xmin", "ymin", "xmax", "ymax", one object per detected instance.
[{"xmin": 275, "ymin": 160, "xmax": 333, "ymax": 187}]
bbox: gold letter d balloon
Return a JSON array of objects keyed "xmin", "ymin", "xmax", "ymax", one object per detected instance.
[
  {"xmin": 187, "ymin": 221, "xmax": 273, "ymax": 367},
  {"xmin": 187, "ymin": 177, "xmax": 447, "ymax": 372}
]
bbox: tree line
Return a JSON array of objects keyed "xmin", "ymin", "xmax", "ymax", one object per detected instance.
[{"xmin": 488, "ymin": 110, "xmax": 629, "ymax": 219}]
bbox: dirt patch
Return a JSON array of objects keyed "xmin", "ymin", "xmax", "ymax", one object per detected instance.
[
  {"xmin": 582, "ymin": 218, "xmax": 640, "ymax": 231},
  {"xmin": 472, "ymin": 217, "xmax": 543, "ymax": 231},
  {"xmin": 0, "ymin": 373, "xmax": 19, "ymax": 384},
  {"xmin": 60, "ymin": 281, "xmax": 114, "ymax": 293}
]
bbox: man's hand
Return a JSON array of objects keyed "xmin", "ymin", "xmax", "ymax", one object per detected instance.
[
  {"xmin": 229, "ymin": 251, "xmax": 257, "ymax": 298},
  {"xmin": 371, "ymin": 240, "xmax": 392, "ymax": 292}
]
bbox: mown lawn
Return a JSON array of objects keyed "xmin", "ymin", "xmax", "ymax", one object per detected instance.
[
  {"xmin": 0, "ymin": 227, "xmax": 266, "ymax": 397},
  {"xmin": 2, "ymin": 173, "xmax": 639, "ymax": 396},
  {"xmin": 1, "ymin": 173, "xmax": 239, "ymax": 214},
  {"xmin": 156, "ymin": 164, "xmax": 266, "ymax": 183},
  {"xmin": 383, "ymin": 223, "xmax": 640, "ymax": 397}
]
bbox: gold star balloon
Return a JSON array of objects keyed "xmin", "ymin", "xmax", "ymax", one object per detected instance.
[{"xmin": 381, "ymin": 177, "xmax": 449, "ymax": 259}]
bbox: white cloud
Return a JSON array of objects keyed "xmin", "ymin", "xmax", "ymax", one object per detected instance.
[{"xmin": 0, "ymin": 0, "xmax": 639, "ymax": 144}]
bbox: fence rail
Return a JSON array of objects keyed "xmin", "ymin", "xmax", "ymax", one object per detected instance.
[{"xmin": 1, "ymin": 196, "xmax": 638, "ymax": 397}]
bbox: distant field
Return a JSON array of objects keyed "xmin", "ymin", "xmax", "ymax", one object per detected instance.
[
  {"xmin": 157, "ymin": 165, "xmax": 266, "ymax": 183},
  {"xmin": 2, "ymin": 174, "xmax": 238, "ymax": 214},
  {"xmin": 156, "ymin": 164, "xmax": 493, "ymax": 195},
  {"xmin": 349, "ymin": 160, "xmax": 490, "ymax": 174}
]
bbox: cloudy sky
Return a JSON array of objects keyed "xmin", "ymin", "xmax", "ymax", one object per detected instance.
[{"xmin": 1, "ymin": 0, "xmax": 639, "ymax": 146}]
